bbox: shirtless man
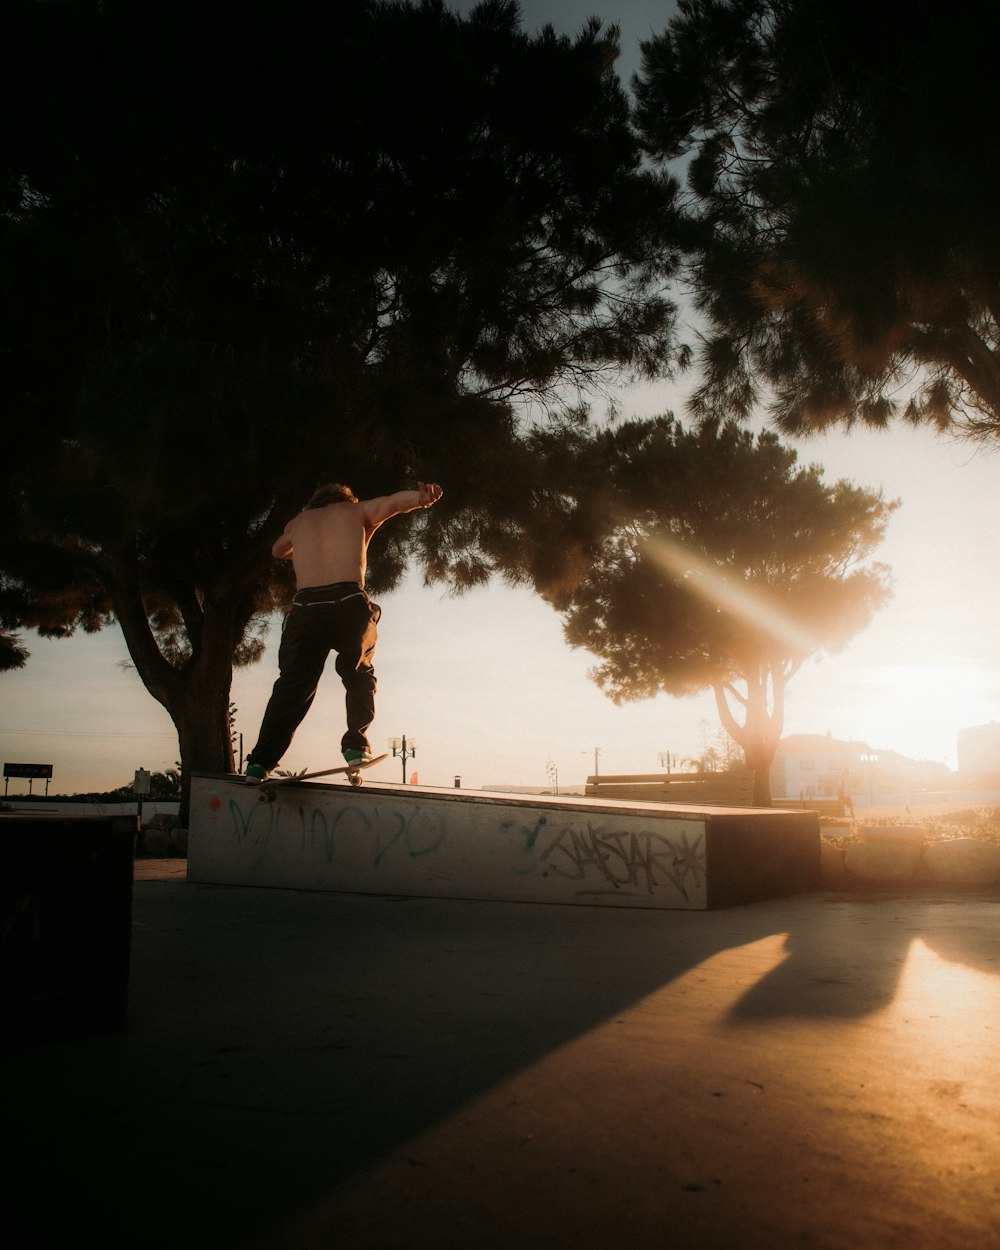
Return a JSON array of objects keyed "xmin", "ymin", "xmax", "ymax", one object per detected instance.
[{"xmin": 245, "ymin": 481, "xmax": 443, "ymax": 781}]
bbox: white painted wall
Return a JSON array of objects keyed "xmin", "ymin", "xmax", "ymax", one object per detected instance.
[{"xmin": 188, "ymin": 776, "xmax": 820, "ymax": 911}]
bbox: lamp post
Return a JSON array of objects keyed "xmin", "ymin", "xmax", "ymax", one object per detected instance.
[
  {"xmin": 134, "ymin": 767, "xmax": 151, "ymax": 830},
  {"xmin": 860, "ymin": 752, "xmax": 878, "ymax": 806},
  {"xmin": 389, "ymin": 735, "xmax": 416, "ymax": 783},
  {"xmin": 658, "ymin": 751, "xmax": 675, "ymax": 774},
  {"xmin": 582, "ymin": 747, "xmax": 602, "ymax": 777}
]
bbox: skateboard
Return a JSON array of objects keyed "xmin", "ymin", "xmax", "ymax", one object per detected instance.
[{"xmin": 254, "ymin": 753, "xmax": 388, "ymax": 802}]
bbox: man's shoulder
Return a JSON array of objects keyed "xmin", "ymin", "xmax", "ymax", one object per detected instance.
[
  {"xmin": 359, "ymin": 495, "xmax": 396, "ymax": 523},
  {"xmin": 295, "ymin": 501, "xmax": 361, "ymax": 521}
]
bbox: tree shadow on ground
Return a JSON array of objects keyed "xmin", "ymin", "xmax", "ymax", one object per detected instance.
[{"xmin": 5, "ymin": 882, "xmax": 996, "ymax": 1248}]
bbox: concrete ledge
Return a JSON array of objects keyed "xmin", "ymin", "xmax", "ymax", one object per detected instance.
[
  {"xmin": 857, "ymin": 824, "xmax": 925, "ymax": 845},
  {"xmin": 188, "ymin": 775, "xmax": 821, "ymax": 911},
  {"xmin": 821, "ymin": 835, "xmax": 1000, "ymax": 888},
  {"xmin": 923, "ymin": 838, "xmax": 1000, "ymax": 885},
  {"xmin": 845, "ymin": 841, "xmax": 922, "ymax": 882}
]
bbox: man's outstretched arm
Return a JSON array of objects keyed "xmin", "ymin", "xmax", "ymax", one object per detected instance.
[{"xmin": 362, "ymin": 482, "xmax": 443, "ymax": 532}]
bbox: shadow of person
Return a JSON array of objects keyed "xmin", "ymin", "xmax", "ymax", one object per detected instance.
[
  {"xmin": 903, "ymin": 895, "xmax": 1000, "ymax": 976},
  {"xmin": 724, "ymin": 891, "xmax": 1000, "ymax": 1024}
]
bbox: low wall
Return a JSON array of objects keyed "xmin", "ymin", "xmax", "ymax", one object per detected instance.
[
  {"xmin": 1, "ymin": 813, "xmax": 136, "ymax": 1039},
  {"xmin": 187, "ymin": 774, "xmax": 820, "ymax": 911},
  {"xmin": 821, "ymin": 826, "xmax": 1000, "ymax": 888}
]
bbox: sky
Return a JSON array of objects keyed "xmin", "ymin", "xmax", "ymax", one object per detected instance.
[{"xmin": 2, "ymin": 1, "xmax": 998, "ymax": 797}]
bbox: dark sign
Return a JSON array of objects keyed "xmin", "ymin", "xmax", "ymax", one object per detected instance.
[{"xmin": 4, "ymin": 763, "xmax": 54, "ymax": 779}]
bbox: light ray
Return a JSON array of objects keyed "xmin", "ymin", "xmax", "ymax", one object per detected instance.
[{"xmin": 646, "ymin": 532, "xmax": 817, "ymax": 657}]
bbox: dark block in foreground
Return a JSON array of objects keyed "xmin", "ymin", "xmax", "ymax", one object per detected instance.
[
  {"xmin": 703, "ymin": 810, "xmax": 821, "ymax": 908},
  {"xmin": 1, "ymin": 814, "xmax": 137, "ymax": 1042}
]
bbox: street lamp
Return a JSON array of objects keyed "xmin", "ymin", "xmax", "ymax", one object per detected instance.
[
  {"xmin": 658, "ymin": 752, "xmax": 676, "ymax": 774},
  {"xmin": 859, "ymin": 752, "xmax": 879, "ymax": 806},
  {"xmin": 389, "ymin": 735, "xmax": 416, "ymax": 783},
  {"xmin": 582, "ymin": 747, "xmax": 602, "ymax": 777}
]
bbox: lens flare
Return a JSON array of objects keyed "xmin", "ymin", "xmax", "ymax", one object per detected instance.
[{"xmin": 645, "ymin": 533, "xmax": 817, "ymax": 657}]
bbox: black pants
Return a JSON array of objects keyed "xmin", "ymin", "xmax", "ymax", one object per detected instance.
[{"xmin": 247, "ymin": 584, "xmax": 381, "ymax": 771}]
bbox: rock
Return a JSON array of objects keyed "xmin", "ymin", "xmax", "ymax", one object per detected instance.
[
  {"xmin": 844, "ymin": 841, "xmax": 921, "ymax": 881},
  {"xmin": 922, "ymin": 838, "xmax": 1000, "ymax": 885}
]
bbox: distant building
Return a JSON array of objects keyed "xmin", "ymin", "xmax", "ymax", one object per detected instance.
[
  {"xmin": 771, "ymin": 732, "xmax": 951, "ymax": 802},
  {"xmin": 771, "ymin": 733, "xmax": 860, "ymax": 803},
  {"xmin": 957, "ymin": 722, "xmax": 1000, "ymax": 775}
]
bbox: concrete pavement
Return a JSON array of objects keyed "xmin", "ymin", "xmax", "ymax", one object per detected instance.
[{"xmin": 5, "ymin": 862, "xmax": 1000, "ymax": 1249}]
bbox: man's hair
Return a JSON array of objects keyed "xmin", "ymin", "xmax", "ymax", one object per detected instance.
[{"xmin": 305, "ymin": 483, "xmax": 358, "ymax": 509}]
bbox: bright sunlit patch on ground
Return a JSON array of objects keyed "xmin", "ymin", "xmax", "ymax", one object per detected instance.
[
  {"xmin": 878, "ymin": 935, "xmax": 1000, "ymax": 1124},
  {"xmin": 638, "ymin": 932, "xmax": 796, "ymax": 1020},
  {"xmin": 892, "ymin": 935, "xmax": 1000, "ymax": 1021},
  {"xmin": 255, "ymin": 913, "xmax": 1000, "ymax": 1249}
]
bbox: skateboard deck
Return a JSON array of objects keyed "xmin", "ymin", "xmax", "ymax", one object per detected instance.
[{"xmin": 254, "ymin": 753, "xmax": 388, "ymax": 801}]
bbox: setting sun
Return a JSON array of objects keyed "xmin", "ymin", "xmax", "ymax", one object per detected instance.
[{"xmin": 845, "ymin": 663, "xmax": 996, "ymax": 766}]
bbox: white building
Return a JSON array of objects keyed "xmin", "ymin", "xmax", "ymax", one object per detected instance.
[
  {"xmin": 770, "ymin": 733, "xmax": 859, "ymax": 802},
  {"xmin": 957, "ymin": 722, "xmax": 1000, "ymax": 775},
  {"xmin": 770, "ymin": 732, "xmax": 951, "ymax": 803}
]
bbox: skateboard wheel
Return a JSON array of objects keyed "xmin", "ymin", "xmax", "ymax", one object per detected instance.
[{"xmin": 348, "ymin": 772, "xmax": 363, "ymax": 787}]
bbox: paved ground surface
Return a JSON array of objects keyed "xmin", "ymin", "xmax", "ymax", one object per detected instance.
[{"xmin": 5, "ymin": 861, "xmax": 1000, "ymax": 1249}]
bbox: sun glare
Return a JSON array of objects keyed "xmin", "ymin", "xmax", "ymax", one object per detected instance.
[
  {"xmin": 647, "ymin": 533, "xmax": 817, "ymax": 656},
  {"xmin": 850, "ymin": 663, "xmax": 996, "ymax": 764}
]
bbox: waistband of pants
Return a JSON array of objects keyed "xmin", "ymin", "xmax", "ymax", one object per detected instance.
[{"xmin": 292, "ymin": 582, "xmax": 368, "ymax": 608}]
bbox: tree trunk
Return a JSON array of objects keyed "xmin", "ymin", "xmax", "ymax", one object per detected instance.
[
  {"xmin": 713, "ymin": 666, "xmax": 786, "ymax": 807},
  {"xmin": 111, "ymin": 578, "xmax": 242, "ymax": 826},
  {"xmin": 170, "ymin": 675, "xmax": 236, "ymax": 825},
  {"xmin": 744, "ymin": 746, "xmax": 774, "ymax": 807},
  {"xmin": 125, "ymin": 655, "xmax": 236, "ymax": 827}
]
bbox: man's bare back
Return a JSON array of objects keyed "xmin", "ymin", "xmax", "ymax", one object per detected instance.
[
  {"xmin": 272, "ymin": 483, "xmax": 443, "ymax": 589},
  {"xmin": 245, "ymin": 480, "xmax": 442, "ymax": 778}
]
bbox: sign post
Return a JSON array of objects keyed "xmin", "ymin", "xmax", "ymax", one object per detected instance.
[
  {"xmin": 3, "ymin": 763, "xmax": 54, "ymax": 796},
  {"xmin": 134, "ymin": 768, "xmax": 151, "ymax": 827}
]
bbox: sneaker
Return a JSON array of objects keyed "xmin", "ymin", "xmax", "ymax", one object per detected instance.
[
  {"xmin": 343, "ymin": 748, "xmax": 372, "ymax": 766},
  {"xmin": 245, "ymin": 763, "xmax": 270, "ymax": 783}
]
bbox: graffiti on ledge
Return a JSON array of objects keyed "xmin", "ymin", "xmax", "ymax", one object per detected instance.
[
  {"xmin": 499, "ymin": 812, "xmax": 704, "ymax": 898},
  {"xmin": 218, "ymin": 789, "xmax": 706, "ymax": 898},
  {"xmin": 226, "ymin": 794, "xmax": 446, "ymax": 866}
]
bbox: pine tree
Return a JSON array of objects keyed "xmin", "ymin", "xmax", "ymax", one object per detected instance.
[
  {"xmin": 635, "ymin": 0, "xmax": 1000, "ymax": 442},
  {"xmin": 550, "ymin": 418, "xmax": 896, "ymax": 804},
  {"xmin": 0, "ymin": 0, "xmax": 684, "ymax": 816}
]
